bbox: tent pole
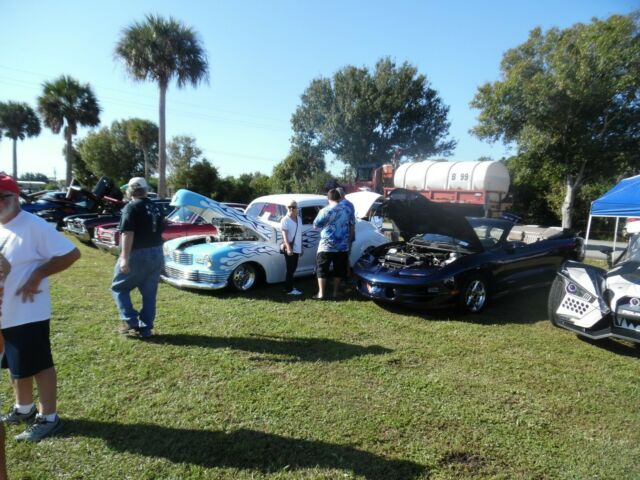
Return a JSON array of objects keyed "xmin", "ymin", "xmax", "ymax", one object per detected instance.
[
  {"xmin": 613, "ymin": 217, "xmax": 619, "ymax": 253},
  {"xmin": 585, "ymin": 215, "xmax": 593, "ymax": 246}
]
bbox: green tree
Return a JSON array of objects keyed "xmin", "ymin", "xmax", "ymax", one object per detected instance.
[
  {"xmin": 76, "ymin": 120, "xmax": 145, "ymax": 185},
  {"xmin": 0, "ymin": 101, "xmax": 41, "ymax": 178},
  {"xmin": 213, "ymin": 172, "xmax": 272, "ymax": 204},
  {"xmin": 125, "ymin": 118, "xmax": 158, "ymax": 180},
  {"xmin": 291, "ymin": 57, "xmax": 455, "ymax": 170},
  {"xmin": 471, "ymin": 13, "xmax": 640, "ymax": 229},
  {"xmin": 271, "ymin": 144, "xmax": 327, "ymax": 193},
  {"xmin": 19, "ymin": 172, "xmax": 49, "ymax": 183},
  {"xmin": 167, "ymin": 135, "xmax": 218, "ymax": 196},
  {"xmin": 37, "ymin": 75, "xmax": 101, "ymax": 186},
  {"xmin": 115, "ymin": 14, "xmax": 209, "ymax": 198}
]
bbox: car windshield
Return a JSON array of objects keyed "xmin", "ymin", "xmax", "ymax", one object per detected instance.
[
  {"xmin": 167, "ymin": 207, "xmax": 200, "ymax": 224},
  {"xmin": 618, "ymin": 234, "xmax": 640, "ymax": 263},
  {"xmin": 468, "ymin": 218, "xmax": 508, "ymax": 249}
]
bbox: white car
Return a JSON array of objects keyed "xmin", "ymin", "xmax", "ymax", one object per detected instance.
[{"xmin": 160, "ymin": 190, "xmax": 388, "ymax": 291}]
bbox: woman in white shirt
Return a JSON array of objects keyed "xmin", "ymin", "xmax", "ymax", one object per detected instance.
[{"xmin": 280, "ymin": 201, "xmax": 303, "ymax": 295}]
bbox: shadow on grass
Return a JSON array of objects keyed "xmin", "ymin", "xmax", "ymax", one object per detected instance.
[
  {"xmin": 371, "ymin": 286, "xmax": 551, "ymax": 326},
  {"xmin": 170, "ymin": 276, "xmax": 371, "ymax": 304},
  {"xmin": 147, "ymin": 333, "xmax": 392, "ymax": 362},
  {"xmin": 63, "ymin": 420, "xmax": 429, "ymax": 480},
  {"xmin": 576, "ymin": 336, "xmax": 640, "ymax": 358}
]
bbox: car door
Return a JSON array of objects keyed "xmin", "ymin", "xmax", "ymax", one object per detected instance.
[{"xmin": 296, "ymin": 205, "xmax": 323, "ymax": 274}]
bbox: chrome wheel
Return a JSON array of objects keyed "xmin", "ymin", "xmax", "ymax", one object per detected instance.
[
  {"xmin": 230, "ymin": 263, "xmax": 257, "ymax": 291},
  {"xmin": 463, "ymin": 278, "xmax": 487, "ymax": 313}
]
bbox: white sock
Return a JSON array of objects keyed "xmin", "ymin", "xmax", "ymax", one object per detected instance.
[
  {"xmin": 37, "ymin": 412, "xmax": 58, "ymax": 423},
  {"xmin": 15, "ymin": 403, "xmax": 34, "ymax": 414}
]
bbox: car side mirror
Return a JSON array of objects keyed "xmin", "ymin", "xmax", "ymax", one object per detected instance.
[{"xmin": 599, "ymin": 246, "xmax": 613, "ymax": 268}]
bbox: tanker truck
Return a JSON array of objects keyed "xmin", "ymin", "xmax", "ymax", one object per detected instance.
[{"xmin": 349, "ymin": 160, "xmax": 512, "ymax": 218}]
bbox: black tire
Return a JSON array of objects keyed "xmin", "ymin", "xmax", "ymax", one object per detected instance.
[
  {"xmin": 458, "ymin": 274, "xmax": 489, "ymax": 314},
  {"xmin": 229, "ymin": 263, "xmax": 258, "ymax": 292},
  {"xmin": 547, "ymin": 276, "xmax": 565, "ymax": 327}
]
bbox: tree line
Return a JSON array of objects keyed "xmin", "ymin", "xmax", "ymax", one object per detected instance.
[{"xmin": 1, "ymin": 12, "xmax": 638, "ymax": 231}]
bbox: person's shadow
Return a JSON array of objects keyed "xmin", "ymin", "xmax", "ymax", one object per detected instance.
[
  {"xmin": 148, "ymin": 333, "xmax": 392, "ymax": 362},
  {"xmin": 62, "ymin": 420, "xmax": 429, "ymax": 480}
]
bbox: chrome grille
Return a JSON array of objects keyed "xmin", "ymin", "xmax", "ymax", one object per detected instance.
[
  {"xmin": 163, "ymin": 266, "xmax": 226, "ymax": 284},
  {"xmin": 171, "ymin": 251, "xmax": 193, "ymax": 265},
  {"xmin": 164, "ymin": 265, "xmax": 198, "ymax": 281}
]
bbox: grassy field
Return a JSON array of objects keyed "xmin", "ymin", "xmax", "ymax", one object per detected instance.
[{"xmin": 4, "ymin": 239, "xmax": 639, "ymax": 479}]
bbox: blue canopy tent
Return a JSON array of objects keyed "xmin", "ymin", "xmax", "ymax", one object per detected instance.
[{"xmin": 585, "ymin": 174, "xmax": 640, "ymax": 249}]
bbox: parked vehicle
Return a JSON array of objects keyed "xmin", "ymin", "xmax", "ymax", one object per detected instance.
[
  {"xmin": 91, "ymin": 204, "xmax": 241, "ymax": 255},
  {"xmin": 160, "ymin": 190, "xmax": 387, "ymax": 291},
  {"xmin": 345, "ymin": 160, "xmax": 512, "ymax": 218},
  {"xmin": 30, "ymin": 177, "xmax": 122, "ymax": 229},
  {"xmin": 352, "ymin": 189, "xmax": 585, "ymax": 313},
  {"xmin": 547, "ymin": 233, "xmax": 640, "ymax": 344},
  {"xmin": 64, "ymin": 198, "xmax": 172, "ymax": 244}
]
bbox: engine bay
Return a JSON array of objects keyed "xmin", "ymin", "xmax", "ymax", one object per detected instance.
[{"xmin": 380, "ymin": 242, "xmax": 462, "ymax": 268}]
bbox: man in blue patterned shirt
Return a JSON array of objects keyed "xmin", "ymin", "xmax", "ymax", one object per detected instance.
[{"xmin": 312, "ymin": 189, "xmax": 355, "ymax": 299}]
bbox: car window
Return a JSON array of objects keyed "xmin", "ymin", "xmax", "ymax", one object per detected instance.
[
  {"xmin": 247, "ymin": 202, "xmax": 286, "ymax": 223},
  {"xmin": 300, "ymin": 206, "xmax": 321, "ymax": 225},
  {"xmin": 245, "ymin": 202, "xmax": 265, "ymax": 219},
  {"xmin": 167, "ymin": 207, "xmax": 198, "ymax": 223}
]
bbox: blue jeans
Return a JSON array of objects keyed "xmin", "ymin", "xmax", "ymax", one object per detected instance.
[{"xmin": 111, "ymin": 246, "xmax": 163, "ymax": 336}]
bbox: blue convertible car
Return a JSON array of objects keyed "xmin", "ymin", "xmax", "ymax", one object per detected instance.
[{"xmin": 353, "ymin": 189, "xmax": 585, "ymax": 313}]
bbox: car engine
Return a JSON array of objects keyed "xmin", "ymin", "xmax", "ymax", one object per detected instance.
[{"xmin": 380, "ymin": 243, "xmax": 461, "ymax": 268}]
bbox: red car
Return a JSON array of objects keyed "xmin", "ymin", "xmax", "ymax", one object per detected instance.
[{"xmin": 92, "ymin": 206, "xmax": 222, "ymax": 255}]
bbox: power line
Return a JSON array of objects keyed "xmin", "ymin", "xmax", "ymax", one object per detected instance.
[{"xmin": 0, "ymin": 64, "xmax": 291, "ymax": 125}]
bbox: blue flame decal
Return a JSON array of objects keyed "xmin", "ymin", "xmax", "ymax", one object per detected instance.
[
  {"xmin": 171, "ymin": 189, "xmax": 276, "ymax": 241},
  {"xmin": 216, "ymin": 243, "xmax": 279, "ymax": 271}
]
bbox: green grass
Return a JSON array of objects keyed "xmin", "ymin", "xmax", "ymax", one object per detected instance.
[{"xmin": 5, "ymin": 239, "xmax": 640, "ymax": 479}]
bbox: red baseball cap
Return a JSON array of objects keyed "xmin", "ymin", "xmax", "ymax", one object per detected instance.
[{"xmin": 0, "ymin": 175, "xmax": 20, "ymax": 195}]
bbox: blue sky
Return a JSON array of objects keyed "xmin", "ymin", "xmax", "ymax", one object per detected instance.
[{"xmin": 0, "ymin": 1, "xmax": 636, "ymax": 181}]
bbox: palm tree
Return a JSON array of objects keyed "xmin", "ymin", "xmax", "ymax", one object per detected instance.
[
  {"xmin": 0, "ymin": 101, "xmax": 41, "ymax": 179},
  {"xmin": 125, "ymin": 118, "xmax": 158, "ymax": 181},
  {"xmin": 115, "ymin": 14, "xmax": 209, "ymax": 197},
  {"xmin": 37, "ymin": 76, "xmax": 101, "ymax": 185}
]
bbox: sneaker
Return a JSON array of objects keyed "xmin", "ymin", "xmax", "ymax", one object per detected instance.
[
  {"xmin": 15, "ymin": 415, "xmax": 62, "ymax": 442},
  {"xmin": 287, "ymin": 288, "xmax": 302, "ymax": 296},
  {"xmin": 118, "ymin": 322, "xmax": 139, "ymax": 335},
  {"xmin": 0, "ymin": 405, "xmax": 37, "ymax": 425}
]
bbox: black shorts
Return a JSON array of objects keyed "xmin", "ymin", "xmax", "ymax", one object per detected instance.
[
  {"xmin": 316, "ymin": 251, "xmax": 348, "ymax": 279},
  {"xmin": 1, "ymin": 320, "xmax": 54, "ymax": 379}
]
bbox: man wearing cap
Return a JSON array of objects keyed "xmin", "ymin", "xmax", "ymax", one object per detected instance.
[
  {"xmin": 280, "ymin": 200, "xmax": 303, "ymax": 295},
  {"xmin": 111, "ymin": 177, "xmax": 164, "ymax": 339},
  {"xmin": 0, "ymin": 174, "xmax": 80, "ymax": 442}
]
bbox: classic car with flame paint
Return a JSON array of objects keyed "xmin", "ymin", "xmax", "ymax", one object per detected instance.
[
  {"xmin": 160, "ymin": 190, "xmax": 388, "ymax": 291},
  {"xmin": 547, "ymin": 233, "xmax": 640, "ymax": 344},
  {"xmin": 353, "ymin": 189, "xmax": 585, "ymax": 313}
]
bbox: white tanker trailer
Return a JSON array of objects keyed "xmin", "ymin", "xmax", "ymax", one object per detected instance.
[{"xmin": 369, "ymin": 160, "xmax": 511, "ymax": 217}]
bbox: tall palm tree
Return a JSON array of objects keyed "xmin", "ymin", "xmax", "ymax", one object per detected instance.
[
  {"xmin": 0, "ymin": 101, "xmax": 41, "ymax": 179},
  {"xmin": 125, "ymin": 118, "xmax": 158, "ymax": 181},
  {"xmin": 37, "ymin": 76, "xmax": 101, "ymax": 185},
  {"xmin": 115, "ymin": 14, "xmax": 209, "ymax": 197}
]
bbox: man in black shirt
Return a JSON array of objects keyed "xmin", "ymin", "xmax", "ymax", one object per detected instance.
[{"xmin": 111, "ymin": 177, "xmax": 164, "ymax": 338}]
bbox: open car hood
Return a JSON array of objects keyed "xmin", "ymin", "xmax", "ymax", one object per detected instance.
[
  {"xmin": 384, "ymin": 189, "xmax": 483, "ymax": 252},
  {"xmin": 171, "ymin": 189, "xmax": 277, "ymax": 242},
  {"xmin": 345, "ymin": 191, "xmax": 383, "ymax": 219}
]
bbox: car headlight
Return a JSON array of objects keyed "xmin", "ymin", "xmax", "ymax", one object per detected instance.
[
  {"xmin": 162, "ymin": 243, "xmax": 170, "ymax": 256},
  {"xmin": 196, "ymin": 253, "xmax": 214, "ymax": 268}
]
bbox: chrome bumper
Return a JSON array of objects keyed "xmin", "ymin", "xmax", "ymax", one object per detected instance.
[{"xmin": 160, "ymin": 274, "xmax": 227, "ymax": 290}]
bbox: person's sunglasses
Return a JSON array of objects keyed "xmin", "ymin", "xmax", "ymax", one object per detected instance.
[
  {"xmin": 288, "ymin": 206, "xmax": 297, "ymax": 209},
  {"xmin": 0, "ymin": 193, "xmax": 15, "ymax": 200}
]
